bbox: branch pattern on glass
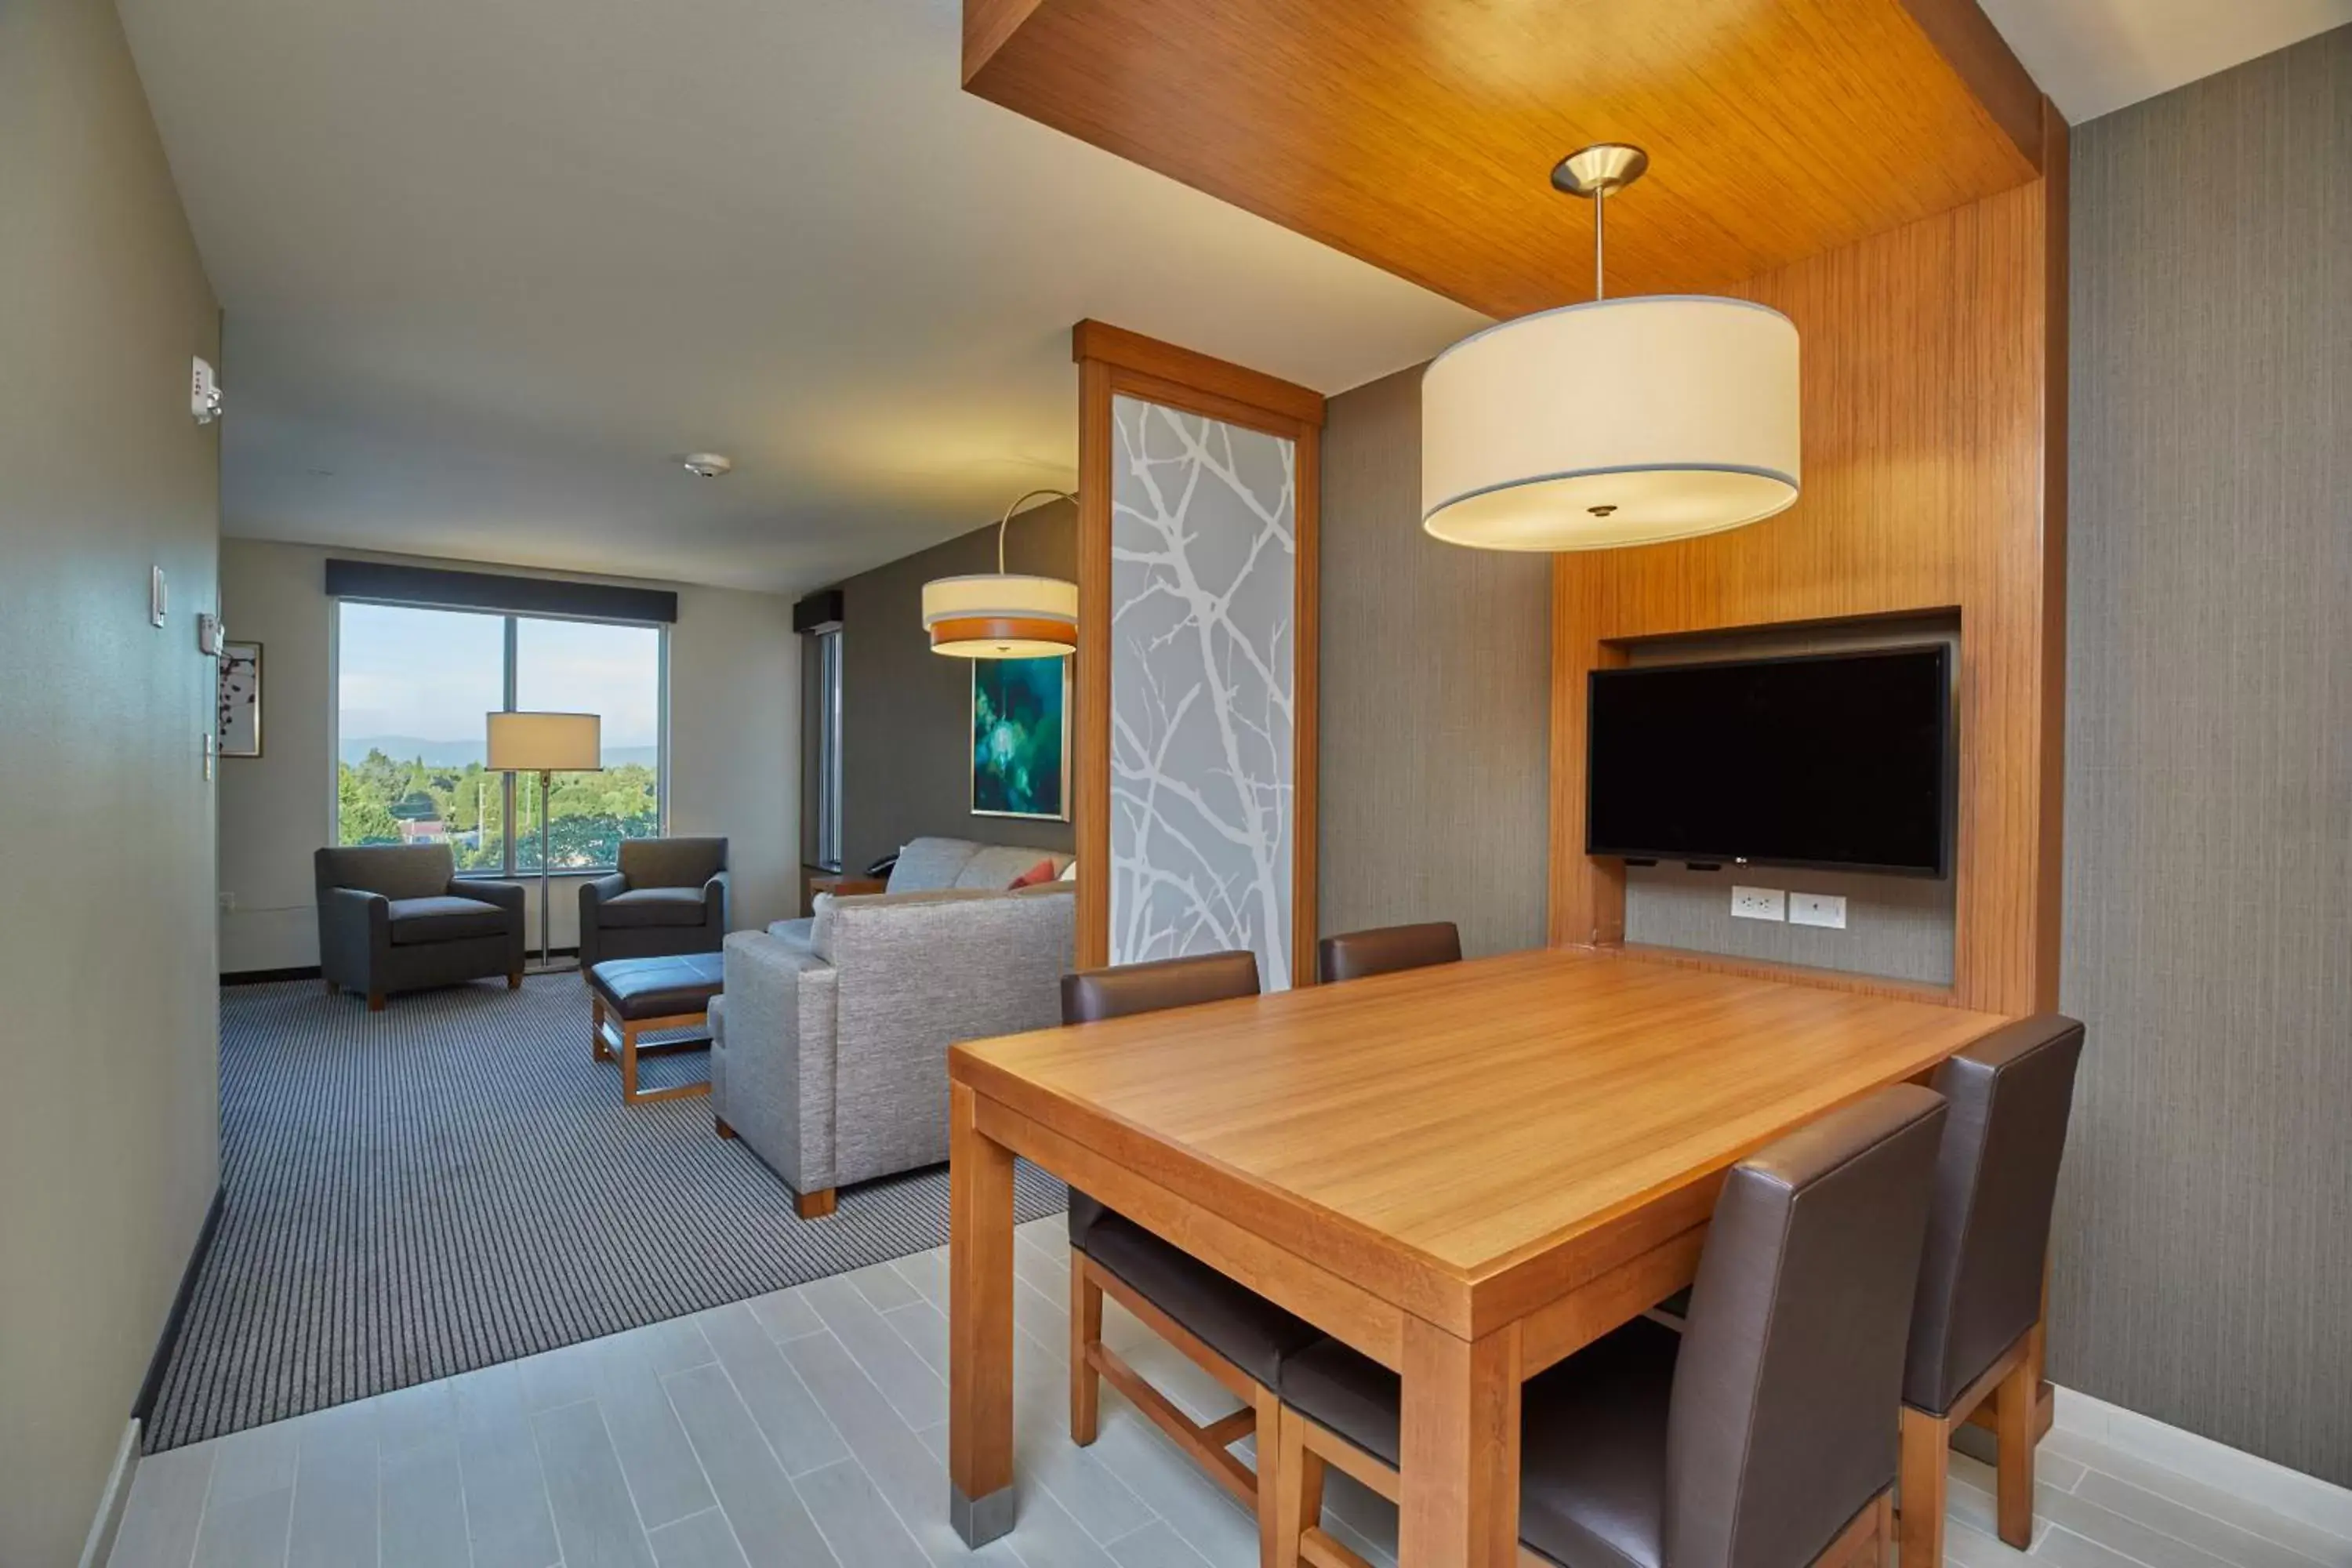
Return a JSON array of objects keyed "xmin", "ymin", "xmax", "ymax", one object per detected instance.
[{"xmin": 1108, "ymin": 397, "xmax": 1298, "ymax": 989}]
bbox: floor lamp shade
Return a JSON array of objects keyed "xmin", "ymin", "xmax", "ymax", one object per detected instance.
[
  {"xmin": 1421, "ymin": 295, "xmax": 1801, "ymax": 550},
  {"xmin": 486, "ymin": 711, "xmax": 601, "ymax": 774}
]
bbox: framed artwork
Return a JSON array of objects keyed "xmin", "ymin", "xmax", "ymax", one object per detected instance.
[
  {"xmin": 971, "ymin": 655, "xmax": 1069, "ymax": 821},
  {"xmin": 218, "ymin": 641, "xmax": 263, "ymax": 758}
]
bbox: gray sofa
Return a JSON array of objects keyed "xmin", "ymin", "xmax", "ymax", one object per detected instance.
[
  {"xmin": 314, "ymin": 844, "xmax": 526, "ymax": 1009},
  {"xmin": 712, "ymin": 837, "xmax": 1074, "ymax": 1214},
  {"xmin": 579, "ymin": 836, "xmax": 730, "ymax": 971}
]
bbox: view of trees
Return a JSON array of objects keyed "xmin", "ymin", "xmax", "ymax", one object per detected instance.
[{"xmin": 336, "ymin": 747, "xmax": 659, "ymax": 869}]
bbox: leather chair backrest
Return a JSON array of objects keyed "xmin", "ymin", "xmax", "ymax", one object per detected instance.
[
  {"xmin": 1904, "ymin": 1014, "xmax": 2085, "ymax": 1414},
  {"xmin": 1666, "ymin": 1085, "xmax": 1948, "ymax": 1568},
  {"xmin": 1060, "ymin": 951, "xmax": 1261, "ymax": 1243},
  {"xmin": 1060, "ymin": 950, "xmax": 1261, "ymax": 1025},
  {"xmin": 314, "ymin": 844, "xmax": 454, "ymax": 901},
  {"xmin": 619, "ymin": 836, "xmax": 728, "ymax": 888},
  {"xmin": 1316, "ymin": 922, "xmax": 1462, "ymax": 985}
]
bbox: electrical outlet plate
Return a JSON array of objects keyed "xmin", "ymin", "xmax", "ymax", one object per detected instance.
[
  {"xmin": 1730, "ymin": 885, "xmax": 1786, "ymax": 921},
  {"xmin": 1791, "ymin": 892, "xmax": 1848, "ymax": 929}
]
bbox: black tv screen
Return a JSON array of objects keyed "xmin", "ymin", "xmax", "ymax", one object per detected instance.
[{"xmin": 1586, "ymin": 645, "xmax": 1952, "ymax": 877}]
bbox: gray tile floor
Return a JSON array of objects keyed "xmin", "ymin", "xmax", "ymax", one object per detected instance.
[{"xmin": 110, "ymin": 1216, "xmax": 2352, "ymax": 1568}]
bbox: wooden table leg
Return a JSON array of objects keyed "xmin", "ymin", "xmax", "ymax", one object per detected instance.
[
  {"xmin": 1398, "ymin": 1316, "xmax": 1522, "ymax": 1568},
  {"xmin": 949, "ymin": 1083, "xmax": 1017, "ymax": 1545}
]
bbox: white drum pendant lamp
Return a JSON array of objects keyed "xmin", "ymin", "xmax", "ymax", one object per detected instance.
[
  {"xmin": 1421, "ymin": 145, "xmax": 1801, "ymax": 551},
  {"xmin": 922, "ymin": 488, "xmax": 1080, "ymax": 658}
]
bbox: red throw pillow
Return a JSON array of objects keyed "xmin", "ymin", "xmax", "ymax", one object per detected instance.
[{"xmin": 1008, "ymin": 858, "xmax": 1059, "ymax": 890}]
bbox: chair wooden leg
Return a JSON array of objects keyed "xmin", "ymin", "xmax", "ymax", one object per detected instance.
[
  {"xmin": 1900, "ymin": 1406, "xmax": 1950, "ymax": 1568},
  {"xmin": 1254, "ymin": 1383, "xmax": 1284, "ymax": 1567},
  {"xmin": 1994, "ymin": 1350, "xmax": 2038, "ymax": 1548},
  {"xmin": 1070, "ymin": 1250, "xmax": 1102, "ymax": 1446},
  {"xmin": 795, "ymin": 1188, "xmax": 837, "ymax": 1219},
  {"xmin": 509, "ymin": 970, "xmax": 522, "ymax": 989},
  {"xmin": 713, "ymin": 1116, "xmax": 736, "ymax": 1139},
  {"xmin": 325, "ymin": 978, "xmax": 339, "ymax": 996},
  {"xmin": 1273, "ymin": 1406, "xmax": 1324, "ymax": 1568},
  {"xmin": 368, "ymin": 991, "xmax": 385, "ymax": 1012}
]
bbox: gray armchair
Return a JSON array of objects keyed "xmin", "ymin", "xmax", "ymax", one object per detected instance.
[
  {"xmin": 314, "ymin": 844, "xmax": 525, "ymax": 1010},
  {"xmin": 579, "ymin": 837, "xmax": 729, "ymax": 973}
]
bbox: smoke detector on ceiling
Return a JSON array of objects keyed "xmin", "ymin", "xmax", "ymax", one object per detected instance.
[{"xmin": 680, "ymin": 452, "xmax": 734, "ymax": 478}]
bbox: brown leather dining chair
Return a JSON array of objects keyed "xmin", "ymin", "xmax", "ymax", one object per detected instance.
[
  {"xmin": 1899, "ymin": 1014, "xmax": 2085, "ymax": 1568},
  {"xmin": 1061, "ymin": 950, "xmax": 1319, "ymax": 1561},
  {"xmin": 1316, "ymin": 921, "xmax": 1462, "ymax": 984},
  {"xmin": 1269, "ymin": 1083, "xmax": 1951, "ymax": 1568}
]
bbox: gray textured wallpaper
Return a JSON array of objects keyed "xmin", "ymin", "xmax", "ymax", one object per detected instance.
[
  {"xmin": 1316, "ymin": 368, "xmax": 1553, "ymax": 960},
  {"xmin": 1108, "ymin": 396, "xmax": 1300, "ymax": 988},
  {"xmin": 2053, "ymin": 25, "xmax": 2350, "ymax": 1486}
]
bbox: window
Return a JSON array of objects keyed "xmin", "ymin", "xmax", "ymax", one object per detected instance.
[
  {"xmin": 336, "ymin": 601, "xmax": 664, "ymax": 873},
  {"xmin": 801, "ymin": 626, "xmax": 843, "ymax": 870}
]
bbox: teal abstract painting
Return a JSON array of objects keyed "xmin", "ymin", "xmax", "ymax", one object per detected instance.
[{"xmin": 972, "ymin": 656, "xmax": 1069, "ymax": 820}]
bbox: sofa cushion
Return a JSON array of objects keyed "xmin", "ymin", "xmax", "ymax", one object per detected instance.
[
  {"xmin": 956, "ymin": 844, "xmax": 1056, "ymax": 890},
  {"xmin": 387, "ymin": 894, "xmax": 509, "ymax": 946},
  {"xmin": 887, "ymin": 837, "xmax": 982, "ymax": 893},
  {"xmin": 601, "ymin": 886, "xmax": 708, "ymax": 928}
]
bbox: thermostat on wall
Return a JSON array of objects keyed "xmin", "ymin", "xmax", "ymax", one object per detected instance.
[{"xmin": 191, "ymin": 357, "xmax": 223, "ymax": 426}]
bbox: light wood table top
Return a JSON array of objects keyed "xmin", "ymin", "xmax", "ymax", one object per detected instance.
[
  {"xmin": 952, "ymin": 946, "xmax": 2008, "ymax": 1338},
  {"xmin": 946, "ymin": 946, "xmax": 2011, "ymax": 1566}
]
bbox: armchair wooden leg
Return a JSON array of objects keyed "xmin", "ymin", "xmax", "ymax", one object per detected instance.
[
  {"xmin": 325, "ymin": 978, "xmax": 339, "ymax": 996},
  {"xmin": 795, "ymin": 1188, "xmax": 837, "ymax": 1219},
  {"xmin": 713, "ymin": 1116, "xmax": 736, "ymax": 1139},
  {"xmin": 1273, "ymin": 1405, "xmax": 1324, "ymax": 1568},
  {"xmin": 1899, "ymin": 1406, "xmax": 1950, "ymax": 1568},
  {"xmin": 368, "ymin": 991, "xmax": 386, "ymax": 1012},
  {"xmin": 509, "ymin": 970, "xmax": 522, "ymax": 989},
  {"xmin": 1994, "ymin": 1351, "xmax": 2038, "ymax": 1548},
  {"xmin": 1071, "ymin": 1250, "xmax": 1102, "ymax": 1446}
]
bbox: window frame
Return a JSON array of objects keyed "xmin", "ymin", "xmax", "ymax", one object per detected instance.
[{"xmin": 329, "ymin": 597, "xmax": 670, "ymax": 877}]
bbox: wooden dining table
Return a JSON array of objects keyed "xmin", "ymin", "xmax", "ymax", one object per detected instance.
[{"xmin": 945, "ymin": 946, "xmax": 2009, "ymax": 1566}]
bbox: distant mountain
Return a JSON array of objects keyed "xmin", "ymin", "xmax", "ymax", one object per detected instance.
[{"xmin": 341, "ymin": 736, "xmax": 659, "ymax": 770}]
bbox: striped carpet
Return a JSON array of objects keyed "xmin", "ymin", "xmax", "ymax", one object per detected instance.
[{"xmin": 147, "ymin": 973, "xmax": 1065, "ymax": 1452}]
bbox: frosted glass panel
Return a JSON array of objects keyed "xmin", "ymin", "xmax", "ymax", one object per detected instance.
[{"xmin": 1108, "ymin": 395, "xmax": 1298, "ymax": 988}]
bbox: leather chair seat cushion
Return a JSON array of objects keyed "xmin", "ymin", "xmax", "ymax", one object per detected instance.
[
  {"xmin": 1083, "ymin": 1214, "xmax": 1321, "ymax": 1387},
  {"xmin": 386, "ymin": 895, "xmax": 510, "ymax": 946},
  {"xmin": 589, "ymin": 952, "xmax": 725, "ymax": 1018},
  {"xmin": 1279, "ymin": 1318, "xmax": 1681, "ymax": 1568},
  {"xmin": 601, "ymin": 886, "xmax": 710, "ymax": 928}
]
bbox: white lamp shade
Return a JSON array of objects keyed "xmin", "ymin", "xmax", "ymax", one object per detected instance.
[
  {"xmin": 920, "ymin": 572, "xmax": 1079, "ymax": 659},
  {"xmin": 1421, "ymin": 295, "xmax": 1801, "ymax": 550},
  {"xmin": 486, "ymin": 710, "xmax": 602, "ymax": 772}
]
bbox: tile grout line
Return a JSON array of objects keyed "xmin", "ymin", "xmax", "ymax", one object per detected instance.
[{"xmin": 590, "ymin": 1399, "xmax": 662, "ymax": 1565}]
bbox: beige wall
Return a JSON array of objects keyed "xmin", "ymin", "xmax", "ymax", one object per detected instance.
[
  {"xmin": 0, "ymin": 0, "xmax": 224, "ymax": 1559},
  {"xmin": 2055, "ymin": 26, "xmax": 2350, "ymax": 1486},
  {"xmin": 218, "ymin": 539, "xmax": 799, "ymax": 968}
]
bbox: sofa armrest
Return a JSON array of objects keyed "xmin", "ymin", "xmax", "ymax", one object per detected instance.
[
  {"xmin": 719, "ymin": 931, "xmax": 840, "ymax": 1193},
  {"xmin": 465, "ymin": 879, "xmax": 529, "ymax": 974},
  {"xmin": 318, "ymin": 885, "xmax": 390, "ymax": 991}
]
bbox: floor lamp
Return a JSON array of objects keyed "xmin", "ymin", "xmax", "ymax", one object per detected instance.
[{"xmin": 486, "ymin": 710, "xmax": 602, "ymax": 973}]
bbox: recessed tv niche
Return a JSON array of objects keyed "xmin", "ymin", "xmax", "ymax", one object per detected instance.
[{"xmin": 1587, "ymin": 644, "xmax": 1954, "ymax": 877}]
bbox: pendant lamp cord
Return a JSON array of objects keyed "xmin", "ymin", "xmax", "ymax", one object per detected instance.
[{"xmin": 994, "ymin": 488, "xmax": 1080, "ymax": 573}]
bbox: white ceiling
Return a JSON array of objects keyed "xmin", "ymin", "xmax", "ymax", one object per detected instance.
[
  {"xmin": 122, "ymin": 2, "xmax": 2347, "ymax": 594},
  {"xmin": 1980, "ymin": 0, "xmax": 2352, "ymax": 123},
  {"xmin": 118, "ymin": 0, "xmax": 1483, "ymax": 593}
]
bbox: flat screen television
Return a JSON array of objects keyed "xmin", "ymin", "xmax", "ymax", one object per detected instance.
[{"xmin": 1586, "ymin": 644, "xmax": 1953, "ymax": 877}]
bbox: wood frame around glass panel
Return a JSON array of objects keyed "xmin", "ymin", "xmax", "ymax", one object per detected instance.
[{"xmin": 1070, "ymin": 320, "xmax": 1325, "ymax": 985}]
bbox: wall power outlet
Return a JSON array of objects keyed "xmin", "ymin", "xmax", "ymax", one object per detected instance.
[{"xmin": 1730, "ymin": 885, "xmax": 1786, "ymax": 921}]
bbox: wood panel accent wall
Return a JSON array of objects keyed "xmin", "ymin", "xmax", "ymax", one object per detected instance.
[
  {"xmin": 1550, "ymin": 145, "xmax": 2069, "ymax": 1018},
  {"xmin": 1073, "ymin": 322, "xmax": 1324, "ymax": 984}
]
